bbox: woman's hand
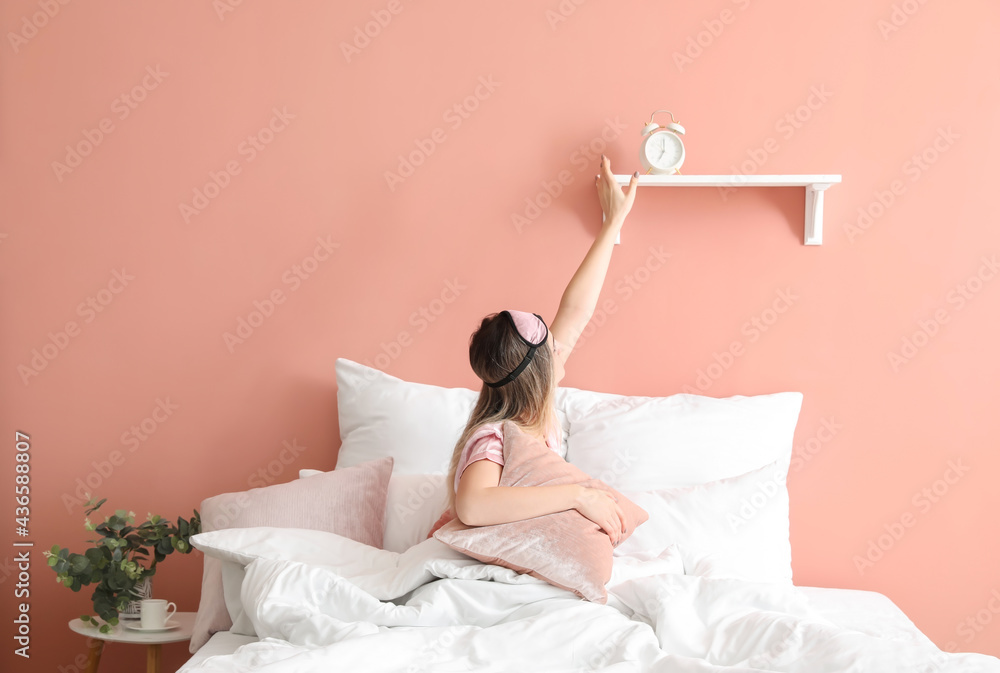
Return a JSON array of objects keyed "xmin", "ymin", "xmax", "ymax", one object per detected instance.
[
  {"xmin": 573, "ymin": 485, "xmax": 627, "ymax": 546},
  {"xmin": 595, "ymin": 154, "xmax": 639, "ymax": 228}
]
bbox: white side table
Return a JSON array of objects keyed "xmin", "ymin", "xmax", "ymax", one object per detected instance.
[{"xmin": 68, "ymin": 611, "xmax": 196, "ymax": 673}]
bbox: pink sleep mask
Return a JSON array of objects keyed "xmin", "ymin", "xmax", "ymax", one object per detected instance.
[{"xmin": 484, "ymin": 310, "xmax": 548, "ymax": 388}]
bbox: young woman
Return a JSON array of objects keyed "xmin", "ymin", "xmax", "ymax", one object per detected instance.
[{"xmin": 438, "ymin": 155, "xmax": 640, "ymax": 546}]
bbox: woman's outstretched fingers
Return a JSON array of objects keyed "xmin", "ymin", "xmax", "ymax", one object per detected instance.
[{"xmin": 593, "ymin": 155, "xmax": 641, "ymax": 224}]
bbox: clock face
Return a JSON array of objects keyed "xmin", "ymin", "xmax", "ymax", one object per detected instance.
[{"xmin": 645, "ymin": 132, "xmax": 683, "ymax": 169}]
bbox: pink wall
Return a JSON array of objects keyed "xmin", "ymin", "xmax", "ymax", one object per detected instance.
[{"xmin": 3, "ymin": 1, "xmax": 999, "ymax": 670}]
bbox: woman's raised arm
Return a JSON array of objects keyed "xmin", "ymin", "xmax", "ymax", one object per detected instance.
[{"xmin": 550, "ymin": 155, "xmax": 639, "ymax": 353}]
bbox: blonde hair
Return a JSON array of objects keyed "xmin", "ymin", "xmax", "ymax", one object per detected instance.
[{"xmin": 445, "ymin": 312, "xmax": 557, "ymax": 513}]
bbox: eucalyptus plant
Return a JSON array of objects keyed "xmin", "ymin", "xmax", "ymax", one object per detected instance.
[{"xmin": 45, "ymin": 496, "xmax": 201, "ymax": 633}]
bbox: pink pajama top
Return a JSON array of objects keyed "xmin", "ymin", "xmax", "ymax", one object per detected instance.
[
  {"xmin": 453, "ymin": 418, "xmax": 563, "ymax": 494},
  {"xmin": 427, "ymin": 417, "xmax": 563, "ymax": 539}
]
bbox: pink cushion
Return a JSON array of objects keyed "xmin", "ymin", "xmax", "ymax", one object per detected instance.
[
  {"xmin": 189, "ymin": 456, "xmax": 392, "ymax": 652},
  {"xmin": 427, "ymin": 508, "xmax": 455, "ymax": 538},
  {"xmin": 433, "ymin": 420, "xmax": 647, "ymax": 603}
]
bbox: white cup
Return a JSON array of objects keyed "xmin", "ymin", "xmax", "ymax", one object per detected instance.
[{"xmin": 140, "ymin": 599, "xmax": 177, "ymax": 629}]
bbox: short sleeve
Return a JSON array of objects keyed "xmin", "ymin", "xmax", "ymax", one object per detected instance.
[{"xmin": 454, "ymin": 423, "xmax": 504, "ymax": 493}]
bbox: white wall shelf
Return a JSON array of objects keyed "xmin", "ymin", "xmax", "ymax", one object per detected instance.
[{"xmin": 610, "ymin": 174, "xmax": 842, "ymax": 245}]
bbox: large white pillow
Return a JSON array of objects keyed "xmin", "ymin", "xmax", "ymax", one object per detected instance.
[
  {"xmin": 301, "ymin": 469, "xmax": 449, "ymax": 554},
  {"xmin": 191, "ymin": 527, "xmax": 394, "ymax": 575},
  {"xmin": 190, "ymin": 527, "xmax": 391, "ymax": 637},
  {"xmin": 335, "ymin": 358, "xmax": 477, "ymax": 474},
  {"xmin": 335, "ymin": 358, "xmax": 569, "ymax": 475},
  {"xmin": 618, "ymin": 457, "xmax": 794, "ymax": 583},
  {"xmin": 190, "ymin": 526, "xmax": 509, "ymax": 637},
  {"xmin": 561, "ymin": 389, "xmax": 803, "ymax": 492}
]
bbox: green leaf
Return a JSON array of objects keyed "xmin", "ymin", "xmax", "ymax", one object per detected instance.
[
  {"xmin": 93, "ymin": 593, "xmax": 114, "ymax": 615},
  {"xmin": 47, "ymin": 556, "xmax": 57, "ymax": 567},
  {"xmin": 70, "ymin": 554, "xmax": 90, "ymax": 574},
  {"xmin": 99, "ymin": 624, "xmax": 111, "ymax": 634}
]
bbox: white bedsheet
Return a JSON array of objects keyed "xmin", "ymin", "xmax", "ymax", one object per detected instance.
[{"xmin": 181, "ymin": 537, "xmax": 1000, "ymax": 673}]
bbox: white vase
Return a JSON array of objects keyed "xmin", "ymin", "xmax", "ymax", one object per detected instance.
[{"xmin": 119, "ymin": 576, "xmax": 152, "ymax": 620}]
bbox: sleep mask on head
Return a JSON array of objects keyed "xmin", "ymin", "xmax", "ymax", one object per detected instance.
[{"xmin": 484, "ymin": 310, "xmax": 549, "ymax": 388}]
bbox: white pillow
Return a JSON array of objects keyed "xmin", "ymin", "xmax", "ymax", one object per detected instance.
[
  {"xmin": 192, "ymin": 526, "xmax": 392, "ymax": 572},
  {"xmin": 561, "ymin": 389, "xmax": 803, "ymax": 492},
  {"xmin": 616, "ymin": 457, "xmax": 793, "ymax": 583},
  {"xmin": 301, "ymin": 469, "xmax": 449, "ymax": 554},
  {"xmin": 334, "ymin": 358, "xmax": 569, "ymax": 475},
  {"xmin": 190, "ymin": 527, "xmax": 394, "ymax": 636},
  {"xmin": 191, "ymin": 526, "xmax": 490, "ymax": 637}
]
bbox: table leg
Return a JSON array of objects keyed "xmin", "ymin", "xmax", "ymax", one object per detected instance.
[
  {"xmin": 146, "ymin": 643, "xmax": 162, "ymax": 673},
  {"xmin": 84, "ymin": 638, "xmax": 104, "ymax": 673}
]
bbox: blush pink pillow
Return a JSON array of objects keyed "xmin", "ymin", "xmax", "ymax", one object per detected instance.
[
  {"xmin": 189, "ymin": 456, "xmax": 392, "ymax": 652},
  {"xmin": 427, "ymin": 509, "xmax": 455, "ymax": 538},
  {"xmin": 433, "ymin": 420, "xmax": 647, "ymax": 603}
]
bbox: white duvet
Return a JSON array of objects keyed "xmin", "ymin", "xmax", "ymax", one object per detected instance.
[{"xmin": 184, "ymin": 537, "xmax": 1000, "ymax": 673}]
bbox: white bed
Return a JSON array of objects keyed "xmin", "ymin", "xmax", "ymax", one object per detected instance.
[
  {"xmin": 175, "ymin": 359, "xmax": 1000, "ymax": 672},
  {"xmin": 175, "ymin": 547, "xmax": 996, "ymax": 673}
]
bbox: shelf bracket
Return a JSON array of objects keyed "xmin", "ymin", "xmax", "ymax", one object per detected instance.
[{"xmin": 804, "ymin": 182, "xmax": 834, "ymax": 246}]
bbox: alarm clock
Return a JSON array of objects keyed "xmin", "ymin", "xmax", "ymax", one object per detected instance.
[{"xmin": 639, "ymin": 110, "xmax": 686, "ymax": 175}]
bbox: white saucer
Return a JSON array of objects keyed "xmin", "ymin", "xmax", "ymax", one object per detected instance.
[{"xmin": 123, "ymin": 621, "xmax": 180, "ymax": 633}]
